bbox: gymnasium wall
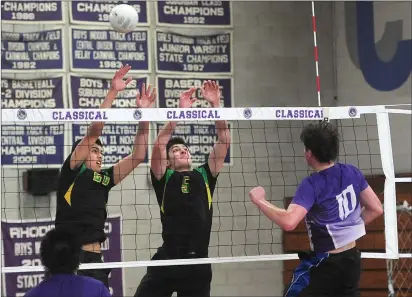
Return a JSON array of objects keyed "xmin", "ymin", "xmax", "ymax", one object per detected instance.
[{"xmin": 1, "ymin": 1, "xmax": 410, "ymax": 297}]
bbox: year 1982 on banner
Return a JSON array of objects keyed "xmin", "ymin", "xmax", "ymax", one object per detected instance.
[{"xmin": 1, "ymin": 29, "xmax": 64, "ymax": 72}]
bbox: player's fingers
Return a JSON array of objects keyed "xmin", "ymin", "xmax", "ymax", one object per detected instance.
[
  {"xmin": 125, "ymin": 77, "xmax": 133, "ymax": 85},
  {"xmin": 190, "ymin": 97, "xmax": 198, "ymax": 104},
  {"xmin": 141, "ymin": 83, "xmax": 146, "ymax": 96},
  {"xmin": 146, "ymin": 84, "xmax": 152, "ymax": 96},
  {"xmin": 150, "ymin": 88, "xmax": 157, "ymax": 101},
  {"xmin": 135, "ymin": 90, "xmax": 140, "ymax": 100}
]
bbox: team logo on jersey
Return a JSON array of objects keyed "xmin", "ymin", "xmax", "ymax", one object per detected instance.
[
  {"xmin": 93, "ymin": 172, "xmax": 111, "ymax": 186},
  {"xmin": 181, "ymin": 176, "xmax": 190, "ymax": 193}
]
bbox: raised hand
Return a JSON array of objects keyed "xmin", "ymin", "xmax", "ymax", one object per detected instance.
[
  {"xmin": 111, "ymin": 64, "xmax": 133, "ymax": 92},
  {"xmin": 136, "ymin": 83, "xmax": 156, "ymax": 108},
  {"xmin": 201, "ymin": 80, "xmax": 221, "ymax": 108},
  {"xmin": 179, "ymin": 87, "xmax": 198, "ymax": 108},
  {"xmin": 249, "ymin": 186, "xmax": 267, "ymax": 205}
]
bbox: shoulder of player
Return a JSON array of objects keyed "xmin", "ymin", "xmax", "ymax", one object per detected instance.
[{"xmin": 78, "ymin": 274, "xmax": 106, "ymax": 287}]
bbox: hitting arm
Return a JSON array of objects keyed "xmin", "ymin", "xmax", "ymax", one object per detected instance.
[
  {"xmin": 112, "ymin": 84, "xmax": 156, "ymax": 185},
  {"xmin": 70, "ymin": 65, "xmax": 132, "ymax": 170},
  {"xmin": 202, "ymin": 81, "xmax": 231, "ymax": 177},
  {"xmin": 151, "ymin": 121, "xmax": 178, "ymax": 180}
]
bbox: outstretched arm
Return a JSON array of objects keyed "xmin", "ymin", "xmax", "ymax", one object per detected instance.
[
  {"xmin": 70, "ymin": 65, "xmax": 132, "ymax": 170},
  {"xmin": 151, "ymin": 122, "xmax": 177, "ymax": 180},
  {"xmin": 151, "ymin": 87, "xmax": 198, "ymax": 180},
  {"xmin": 112, "ymin": 84, "xmax": 156, "ymax": 185},
  {"xmin": 249, "ymin": 186, "xmax": 308, "ymax": 231},
  {"xmin": 202, "ymin": 81, "xmax": 231, "ymax": 177}
]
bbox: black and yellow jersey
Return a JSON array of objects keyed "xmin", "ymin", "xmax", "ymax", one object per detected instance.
[
  {"xmin": 151, "ymin": 163, "xmax": 218, "ymax": 258},
  {"xmin": 55, "ymin": 154, "xmax": 115, "ymax": 245}
]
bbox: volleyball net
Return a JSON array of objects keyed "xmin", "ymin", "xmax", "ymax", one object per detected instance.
[{"xmin": 1, "ymin": 105, "xmax": 411, "ymax": 296}]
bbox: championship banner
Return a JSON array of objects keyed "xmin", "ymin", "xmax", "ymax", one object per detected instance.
[
  {"xmin": 1, "ymin": 216, "xmax": 123, "ymax": 297},
  {"xmin": 70, "ymin": 1, "xmax": 148, "ymax": 26},
  {"xmin": 1, "ymin": 77, "xmax": 66, "ymax": 168},
  {"xmin": 1, "ymin": 29, "xmax": 65, "ymax": 72},
  {"xmin": 155, "ymin": 30, "xmax": 232, "ymax": 74},
  {"xmin": 1, "ymin": 124, "xmax": 65, "ymax": 168},
  {"xmin": 157, "ymin": 76, "xmax": 233, "ymax": 108},
  {"xmin": 70, "ymin": 27, "xmax": 150, "ymax": 72},
  {"xmin": 69, "ymin": 74, "xmax": 149, "ymax": 166},
  {"xmin": 156, "ymin": 1, "xmax": 232, "ymax": 27},
  {"xmin": 1, "ymin": 1, "xmax": 65, "ymax": 24},
  {"xmin": 1, "ymin": 77, "xmax": 66, "ymax": 109},
  {"xmin": 69, "ymin": 74, "xmax": 147, "ymax": 109}
]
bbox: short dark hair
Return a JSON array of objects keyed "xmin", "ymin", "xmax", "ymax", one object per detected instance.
[
  {"xmin": 300, "ymin": 122, "xmax": 340, "ymax": 163},
  {"xmin": 166, "ymin": 137, "xmax": 187, "ymax": 159},
  {"xmin": 71, "ymin": 138, "xmax": 103, "ymax": 153},
  {"xmin": 40, "ymin": 227, "xmax": 81, "ymax": 275}
]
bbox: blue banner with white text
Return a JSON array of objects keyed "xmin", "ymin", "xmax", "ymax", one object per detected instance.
[
  {"xmin": 156, "ymin": 31, "xmax": 232, "ymax": 74},
  {"xmin": 1, "ymin": 216, "xmax": 123, "ymax": 297},
  {"xmin": 1, "ymin": 77, "xmax": 66, "ymax": 168},
  {"xmin": 69, "ymin": 74, "xmax": 147, "ymax": 109},
  {"xmin": 1, "ymin": 124, "xmax": 65, "ymax": 168},
  {"xmin": 1, "ymin": 1, "xmax": 64, "ymax": 23},
  {"xmin": 70, "ymin": 1, "xmax": 148, "ymax": 25},
  {"xmin": 70, "ymin": 27, "xmax": 150, "ymax": 72},
  {"xmin": 156, "ymin": 1, "xmax": 232, "ymax": 27},
  {"xmin": 157, "ymin": 76, "xmax": 233, "ymax": 108},
  {"xmin": 1, "ymin": 30, "xmax": 64, "ymax": 72}
]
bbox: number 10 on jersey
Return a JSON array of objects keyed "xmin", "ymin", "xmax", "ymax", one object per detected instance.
[{"xmin": 336, "ymin": 184, "xmax": 357, "ymax": 220}]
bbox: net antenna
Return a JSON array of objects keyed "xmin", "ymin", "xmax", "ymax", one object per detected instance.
[
  {"xmin": 311, "ymin": 1, "xmax": 329, "ymax": 124},
  {"xmin": 311, "ymin": 1, "xmax": 321, "ymax": 108}
]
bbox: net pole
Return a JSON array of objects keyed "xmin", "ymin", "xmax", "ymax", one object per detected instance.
[
  {"xmin": 311, "ymin": 1, "xmax": 321, "ymax": 108},
  {"xmin": 376, "ymin": 112, "xmax": 399, "ymax": 260}
]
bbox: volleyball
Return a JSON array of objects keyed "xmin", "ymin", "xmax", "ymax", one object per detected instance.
[{"xmin": 109, "ymin": 4, "xmax": 138, "ymax": 33}]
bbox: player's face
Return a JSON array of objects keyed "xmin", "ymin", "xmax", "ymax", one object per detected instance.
[
  {"xmin": 167, "ymin": 144, "xmax": 192, "ymax": 170},
  {"xmin": 85, "ymin": 144, "xmax": 103, "ymax": 172}
]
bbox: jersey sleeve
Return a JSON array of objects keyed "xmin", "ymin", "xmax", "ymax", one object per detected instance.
[
  {"xmin": 101, "ymin": 166, "xmax": 116, "ymax": 190},
  {"xmin": 291, "ymin": 178, "xmax": 316, "ymax": 211},
  {"xmin": 196, "ymin": 163, "xmax": 218, "ymax": 194},
  {"xmin": 355, "ymin": 167, "xmax": 369, "ymax": 191}
]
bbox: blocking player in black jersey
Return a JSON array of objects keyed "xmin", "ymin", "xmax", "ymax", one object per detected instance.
[
  {"xmin": 55, "ymin": 65, "xmax": 156, "ymax": 288},
  {"xmin": 134, "ymin": 81, "xmax": 231, "ymax": 297}
]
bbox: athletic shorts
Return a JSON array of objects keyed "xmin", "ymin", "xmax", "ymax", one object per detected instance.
[
  {"xmin": 284, "ymin": 247, "xmax": 361, "ymax": 297},
  {"xmin": 77, "ymin": 250, "xmax": 111, "ymax": 289},
  {"xmin": 134, "ymin": 251, "xmax": 212, "ymax": 297}
]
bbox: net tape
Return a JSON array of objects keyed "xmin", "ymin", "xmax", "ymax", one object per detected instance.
[
  {"xmin": 1, "ymin": 104, "xmax": 411, "ymax": 274},
  {"xmin": 1, "ymin": 105, "xmax": 410, "ymax": 123}
]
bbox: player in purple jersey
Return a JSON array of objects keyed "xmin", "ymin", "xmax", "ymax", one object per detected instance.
[
  {"xmin": 249, "ymin": 122, "xmax": 384, "ymax": 297},
  {"xmin": 24, "ymin": 227, "xmax": 111, "ymax": 297}
]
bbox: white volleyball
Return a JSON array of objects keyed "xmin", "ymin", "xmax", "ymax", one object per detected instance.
[{"xmin": 109, "ymin": 4, "xmax": 138, "ymax": 33}]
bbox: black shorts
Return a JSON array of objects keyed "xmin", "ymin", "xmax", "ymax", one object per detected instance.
[
  {"xmin": 134, "ymin": 251, "xmax": 212, "ymax": 297},
  {"xmin": 77, "ymin": 250, "xmax": 111, "ymax": 289},
  {"xmin": 285, "ymin": 247, "xmax": 361, "ymax": 297}
]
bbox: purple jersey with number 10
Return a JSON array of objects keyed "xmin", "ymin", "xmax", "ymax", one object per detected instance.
[{"xmin": 291, "ymin": 163, "xmax": 368, "ymax": 253}]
